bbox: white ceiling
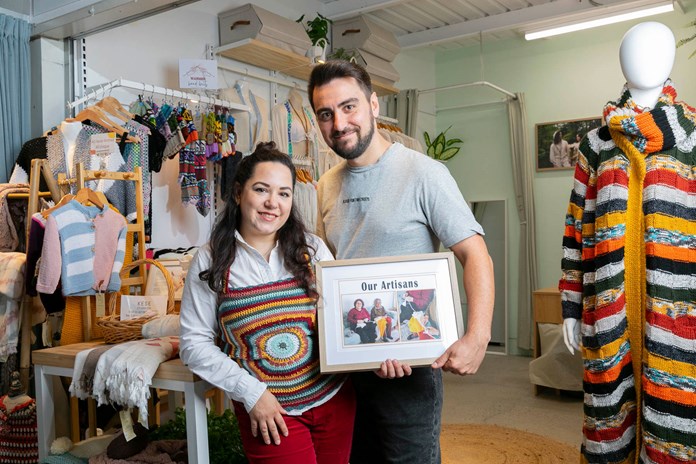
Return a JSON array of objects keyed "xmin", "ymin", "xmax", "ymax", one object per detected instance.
[
  {"xmin": 318, "ymin": 0, "xmax": 683, "ymax": 49},
  {"xmin": 0, "ymin": 0, "xmax": 682, "ymax": 46}
]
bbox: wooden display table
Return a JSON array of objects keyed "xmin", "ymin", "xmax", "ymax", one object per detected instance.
[
  {"xmin": 33, "ymin": 341, "xmax": 213, "ymax": 463},
  {"xmin": 531, "ymin": 287, "xmax": 563, "ymax": 394}
]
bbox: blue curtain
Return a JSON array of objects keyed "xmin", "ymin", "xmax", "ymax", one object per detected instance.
[{"xmin": 0, "ymin": 14, "xmax": 31, "ymax": 184}]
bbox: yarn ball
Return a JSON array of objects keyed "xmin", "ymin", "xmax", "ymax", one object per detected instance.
[{"xmin": 50, "ymin": 436, "xmax": 73, "ymax": 455}]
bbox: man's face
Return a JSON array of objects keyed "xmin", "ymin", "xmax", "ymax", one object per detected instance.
[{"xmin": 312, "ymin": 77, "xmax": 377, "ymax": 161}]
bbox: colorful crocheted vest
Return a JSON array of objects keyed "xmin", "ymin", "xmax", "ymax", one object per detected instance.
[{"xmin": 217, "ymin": 277, "xmax": 343, "ymax": 413}]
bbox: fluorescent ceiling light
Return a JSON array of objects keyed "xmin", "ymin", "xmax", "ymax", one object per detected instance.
[{"xmin": 525, "ymin": 1, "xmax": 674, "ymax": 41}]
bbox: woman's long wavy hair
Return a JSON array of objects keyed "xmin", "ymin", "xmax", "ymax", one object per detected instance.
[{"xmin": 199, "ymin": 142, "xmax": 317, "ymax": 299}]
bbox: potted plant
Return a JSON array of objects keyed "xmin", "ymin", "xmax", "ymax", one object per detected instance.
[
  {"xmin": 297, "ymin": 13, "xmax": 332, "ymax": 46},
  {"xmin": 423, "ymin": 126, "xmax": 464, "ymax": 162}
]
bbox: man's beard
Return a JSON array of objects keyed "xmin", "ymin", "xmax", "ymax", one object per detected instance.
[{"xmin": 331, "ymin": 118, "xmax": 375, "ymax": 160}]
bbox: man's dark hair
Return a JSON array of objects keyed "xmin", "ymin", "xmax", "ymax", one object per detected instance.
[{"xmin": 307, "ymin": 60, "xmax": 373, "ymax": 110}]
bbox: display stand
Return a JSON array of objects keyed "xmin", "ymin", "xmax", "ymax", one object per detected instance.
[
  {"xmin": 17, "ymin": 159, "xmax": 62, "ymax": 390},
  {"xmin": 55, "ymin": 163, "xmax": 147, "ymax": 441},
  {"xmin": 73, "ymin": 163, "xmax": 147, "ymax": 341}
]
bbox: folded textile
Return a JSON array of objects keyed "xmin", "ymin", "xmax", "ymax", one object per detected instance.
[
  {"xmin": 0, "ymin": 183, "xmax": 30, "ymax": 252},
  {"xmin": 91, "ymin": 337, "xmax": 179, "ymax": 426},
  {"xmin": 70, "ymin": 345, "xmax": 112, "ymax": 400},
  {"xmin": 0, "ymin": 253, "xmax": 26, "ymax": 362},
  {"xmin": 0, "ymin": 252, "xmax": 26, "ymax": 299},
  {"xmin": 141, "ymin": 315, "xmax": 180, "ymax": 339}
]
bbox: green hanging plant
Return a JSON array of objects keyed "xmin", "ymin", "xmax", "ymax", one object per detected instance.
[
  {"xmin": 297, "ymin": 13, "xmax": 332, "ymax": 46},
  {"xmin": 423, "ymin": 126, "xmax": 464, "ymax": 162}
]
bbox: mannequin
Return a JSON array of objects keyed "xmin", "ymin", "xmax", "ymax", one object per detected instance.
[
  {"xmin": 559, "ymin": 21, "xmax": 696, "ymax": 464},
  {"xmin": 60, "ymin": 120, "xmax": 83, "ymax": 179},
  {"xmin": 0, "ymin": 371, "xmax": 39, "ymax": 463},
  {"xmin": 562, "ymin": 21, "xmax": 675, "ymax": 355}
]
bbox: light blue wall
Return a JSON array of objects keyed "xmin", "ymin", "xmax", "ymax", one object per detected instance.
[{"xmin": 421, "ymin": 7, "xmax": 696, "ymax": 353}]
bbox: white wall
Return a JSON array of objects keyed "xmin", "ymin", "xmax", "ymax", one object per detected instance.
[
  {"xmin": 83, "ymin": 0, "xmax": 332, "ymax": 249},
  {"xmin": 432, "ymin": 8, "xmax": 696, "ymax": 353}
]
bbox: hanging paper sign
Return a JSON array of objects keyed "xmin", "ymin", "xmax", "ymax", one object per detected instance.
[{"xmin": 179, "ymin": 59, "xmax": 218, "ymax": 89}]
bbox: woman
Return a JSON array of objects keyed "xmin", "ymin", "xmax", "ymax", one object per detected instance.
[
  {"xmin": 180, "ymin": 142, "xmax": 354, "ymax": 464},
  {"xmin": 549, "ymin": 130, "xmax": 570, "ymax": 167},
  {"xmin": 370, "ymin": 298, "xmax": 393, "ymax": 341},
  {"xmin": 346, "ymin": 298, "xmax": 370, "ymax": 331}
]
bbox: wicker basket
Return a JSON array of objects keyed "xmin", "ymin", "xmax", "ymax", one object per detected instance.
[{"xmin": 96, "ymin": 259, "xmax": 177, "ymax": 344}]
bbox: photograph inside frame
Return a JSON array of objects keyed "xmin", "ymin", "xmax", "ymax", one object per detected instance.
[{"xmin": 341, "ymin": 289, "xmax": 440, "ymax": 346}]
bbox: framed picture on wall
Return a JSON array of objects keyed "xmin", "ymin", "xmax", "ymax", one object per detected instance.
[
  {"xmin": 535, "ymin": 117, "xmax": 602, "ymax": 171},
  {"xmin": 315, "ymin": 253, "xmax": 463, "ymax": 373}
]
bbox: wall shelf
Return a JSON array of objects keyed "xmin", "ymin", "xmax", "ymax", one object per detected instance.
[{"xmin": 214, "ymin": 39, "xmax": 399, "ymax": 97}]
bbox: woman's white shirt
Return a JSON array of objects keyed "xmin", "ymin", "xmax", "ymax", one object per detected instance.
[{"xmin": 179, "ymin": 231, "xmax": 334, "ymax": 413}]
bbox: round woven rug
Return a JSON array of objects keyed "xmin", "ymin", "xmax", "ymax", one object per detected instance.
[{"xmin": 441, "ymin": 423, "xmax": 578, "ymax": 463}]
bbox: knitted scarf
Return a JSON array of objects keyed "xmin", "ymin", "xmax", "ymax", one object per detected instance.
[{"xmin": 602, "ymin": 80, "xmax": 696, "ymax": 461}]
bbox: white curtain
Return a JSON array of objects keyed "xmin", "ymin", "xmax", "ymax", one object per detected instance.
[{"xmin": 507, "ymin": 93, "xmax": 538, "ymax": 351}]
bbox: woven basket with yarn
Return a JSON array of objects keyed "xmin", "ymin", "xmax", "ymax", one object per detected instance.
[{"xmin": 96, "ymin": 259, "xmax": 176, "ymax": 344}]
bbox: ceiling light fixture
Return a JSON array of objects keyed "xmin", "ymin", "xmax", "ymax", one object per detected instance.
[{"xmin": 524, "ymin": 1, "xmax": 674, "ymax": 41}]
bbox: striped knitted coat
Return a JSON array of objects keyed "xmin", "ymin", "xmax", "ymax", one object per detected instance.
[{"xmin": 559, "ymin": 82, "xmax": 696, "ymax": 464}]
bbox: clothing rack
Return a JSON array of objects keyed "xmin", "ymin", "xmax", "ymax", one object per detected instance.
[
  {"xmin": 67, "ymin": 78, "xmax": 251, "ymax": 114},
  {"xmin": 418, "ymin": 80, "xmax": 517, "ymax": 99}
]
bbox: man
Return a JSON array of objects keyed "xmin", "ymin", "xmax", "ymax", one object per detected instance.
[{"xmin": 308, "ymin": 60, "xmax": 494, "ymax": 463}]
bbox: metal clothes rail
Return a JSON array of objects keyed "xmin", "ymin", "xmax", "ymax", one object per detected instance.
[
  {"xmin": 419, "ymin": 80, "xmax": 517, "ymax": 100},
  {"xmin": 67, "ymin": 78, "xmax": 250, "ymax": 114}
]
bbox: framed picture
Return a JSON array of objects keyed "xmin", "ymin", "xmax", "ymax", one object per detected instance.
[
  {"xmin": 144, "ymin": 259, "xmax": 188, "ymax": 301},
  {"xmin": 315, "ymin": 252, "xmax": 463, "ymax": 373},
  {"xmin": 536, "ymin": 117, "xmax": 602, "ymax": 171}
]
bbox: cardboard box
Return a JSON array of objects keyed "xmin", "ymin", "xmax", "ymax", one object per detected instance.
[
  {"xmin": 333, "ymin": 15, "xmax": 400, "ymax": 62},
  {"xmin": 219, "ymin": 4, "xmax": 312, "ymax": 56}
]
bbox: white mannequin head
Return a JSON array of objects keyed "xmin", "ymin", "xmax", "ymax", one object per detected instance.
[{"xmin": 619, "ymin": 22, "xmax": 675, "ymax": 108}]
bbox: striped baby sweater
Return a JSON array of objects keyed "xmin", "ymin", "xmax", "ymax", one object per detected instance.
[
  {"xmin": 559, "ymin": 82, "xmax": 696, "ymax": 463},
  {"xmin": 36, "ymin": 200, "xmax": 127, "ymax": 296}
]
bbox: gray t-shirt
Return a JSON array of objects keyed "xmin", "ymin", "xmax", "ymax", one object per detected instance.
[{"xmin": 316, "ymin": 142, "xmax": 483, "ymax": 259}]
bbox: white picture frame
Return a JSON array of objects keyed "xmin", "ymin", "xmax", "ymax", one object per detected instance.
[{"xmin": 315, "ymin": 252, "xmax": 463, "ymax": 373}]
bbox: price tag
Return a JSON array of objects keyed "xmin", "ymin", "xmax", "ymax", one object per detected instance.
[
  {"xmin": 119, "ymin": 410, "xmax": 136, "ymax": 442},
  {"xmin": 89, "ymin": 133, "xmax": 117, "ymax": 156},
  {"xmin": 95, "ymin": 292, "xmax": 105, "ymax": 318}
]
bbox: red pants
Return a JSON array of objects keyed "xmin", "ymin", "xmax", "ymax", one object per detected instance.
[{"xmin": 233, "ymin": 380, "xmax": 355, "ymax": 464}]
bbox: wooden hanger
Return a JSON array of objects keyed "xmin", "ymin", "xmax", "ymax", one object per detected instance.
[
  {"xmin": 74, "ymin": 187, "xmax": 105, "ymax": 209},
  {"xmin": 96, "ymin": 96, "xmax": 134, "ymax": 121},
  {"xmin": 68, "ymin": 107, "xmax": 140, "ymax": 143},
  {"xmin": 41, "ymin": 193, "xmax": 74, "ymax": 218},
  {"xmin": 287, "ymin": 88, "xmax": 304, "ymax": 111}
]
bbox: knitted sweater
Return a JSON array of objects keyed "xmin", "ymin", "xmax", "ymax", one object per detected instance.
[
  {"xmin": 36, "ymin": 201, "xmax": 127, "ymax": 296},
  {"xmin": 559, "ymin": 81, "xmax": 696, "ymax": 463}
]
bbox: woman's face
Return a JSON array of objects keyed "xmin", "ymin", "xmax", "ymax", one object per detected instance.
[
  {"xmin": 355, "ymin": 300, "xmax": 363, "ymax": 309},
  {"xmin": 236, "ymin": 161, "xmax": 293, "ymax": 244}
]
